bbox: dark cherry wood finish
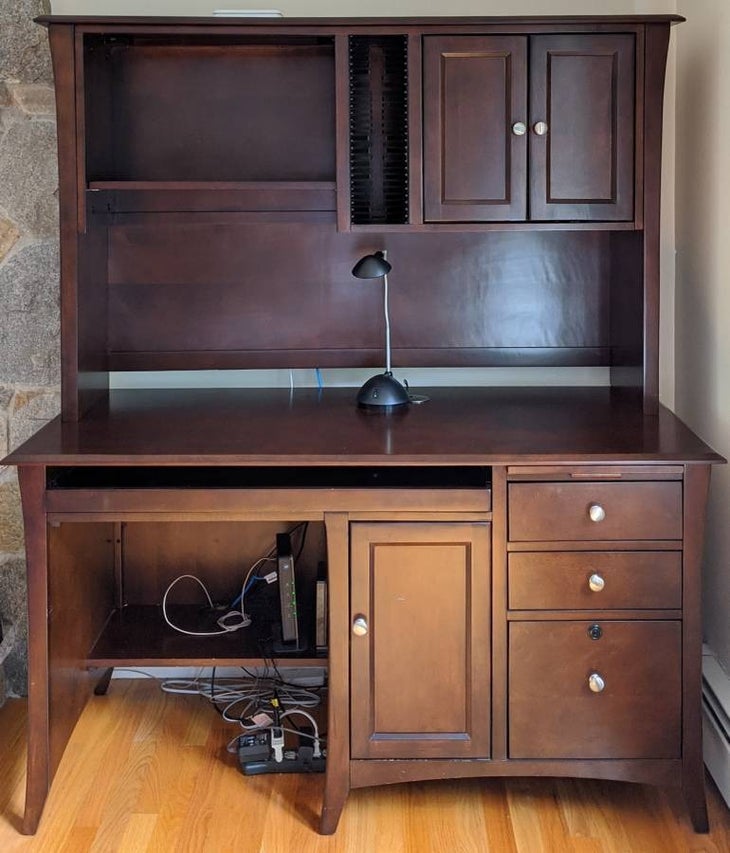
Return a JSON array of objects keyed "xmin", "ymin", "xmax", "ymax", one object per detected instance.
[
  {"xmin": 6, "ymin": 387, "xmax": 722, "ymax": 835},
  {"xmin": 423, "ymin": 36, "xmax": 528, "ymax": 222},
  {"xmin": 8, "ymin": 12, "xmax": 722, "ymax": 840},
  {"xmin": 350, "ymin": 522, "xmax": 491, "ymax": 759},
  {"xmin": 508, "ymin": 551, "xmax": 682, "ymax": 610},
  {"xmin": 508, "ymin": 620, "xmax": 682, "ymax": 759},
  {"xmin": 508, "ymin": 480, "xmax": 682, "ymax": 541},
  {"xmin": 33, "ymin": 14, "xmax": 678, "ymax": 417},
  {"xmin": 424, "ymin": 32, "xmax": 634, "ymax": 224},
  {"xmin": 529, "ymin": 34, "xmax": 635, "ymax": 221},
  {"xmin": 5, "ymin": 387, "xmax": 721, "ymax": 467}
]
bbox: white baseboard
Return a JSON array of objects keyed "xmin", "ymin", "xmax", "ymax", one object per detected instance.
[{"xmin": 702, "ymin": 647, "xmax": 730, "ymax": 809}]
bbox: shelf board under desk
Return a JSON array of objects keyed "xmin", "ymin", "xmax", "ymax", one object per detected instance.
[{"xmin": 87, "ymin": 605, "xmax": 325, "ymax": 669}]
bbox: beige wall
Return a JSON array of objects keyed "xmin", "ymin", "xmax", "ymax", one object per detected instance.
[{"xmin": 676, "ymin": 1, "xmax": 730, "ymax": 668}]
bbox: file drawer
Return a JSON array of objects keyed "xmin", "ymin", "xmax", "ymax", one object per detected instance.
[{"xmin": 509, "ymin": 620, "xmax": 681, "ymax": 759}]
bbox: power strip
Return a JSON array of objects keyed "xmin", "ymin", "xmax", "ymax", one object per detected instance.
[{"xmin": 237, "ymin": 728, "xmax": 325, "ymax": 776}]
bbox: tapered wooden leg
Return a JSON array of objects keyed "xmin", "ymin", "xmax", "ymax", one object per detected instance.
[
  {"xmin": 22, "ymin": 785, "xmax": 48, "ymax": 837},
  {"xmin": 683, "ymin": 768, "xmax": 709, "ymax": 833},
  {"xmin": 19, "ymin": 465, "xmax": 50, "ymax": 835},
  {"xmin": 320, "ymin": 781, "xmax": 349, "ymax": 835},
  {"xmin": 93, "ymin": 667, "xmax": 114, "ymax": 696}
]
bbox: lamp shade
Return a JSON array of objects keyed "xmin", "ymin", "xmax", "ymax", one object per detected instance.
[{"xmin": 352, "ymin": 251, "xmax": 392, "ymax": 279}]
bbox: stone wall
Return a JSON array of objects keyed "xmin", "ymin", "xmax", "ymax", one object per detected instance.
[{"xmin": 0, "ymin": 0, "xmax": 60, "ymax": 703}]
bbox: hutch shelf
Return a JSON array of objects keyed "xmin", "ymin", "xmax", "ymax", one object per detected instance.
[{"xmin": 4, "ymin": 13, "xmax": 725, "ymax": 837}]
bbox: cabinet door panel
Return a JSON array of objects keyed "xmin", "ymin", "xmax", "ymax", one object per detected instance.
[
  {"xmin": 529, "ymin": 34, "xmax": 635, "ymax": 221},
  {"xmin": 350, "ymin": 522, "xmax": 491, "ymax": 759},
  {"xmin": 424, "ymin": 36, "xmax": 528, "ymax": 222}
]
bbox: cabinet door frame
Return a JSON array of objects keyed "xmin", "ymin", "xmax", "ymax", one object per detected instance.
[
  {"xmin": 529, "ymin": 33, "xmax": 636, "ymax": 222},
  {"xmin": 423, "ymin": 36, "xmax": 528, "ymax": 222},
  {"xmin": 350, "ymin": 521, "xmax": 491, "ymax": 759}
]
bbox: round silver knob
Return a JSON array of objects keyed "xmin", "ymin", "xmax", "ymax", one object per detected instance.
[
  {"xmin": 352, "ymin": 615, "xmax": 368, "ymax": 637},
  {"xmin": 533, "ymin": 120, "xmax": 549, "ymax": 136},
  {"xmin": 588, "ymin": 573, "xmax": 606, "ymax": 592},
  {"xmin": 588, "ymin": 504, "xmax": 606, "ymax": 523},
  {"xmin": 512, "ymin": 121, "xmax": 527, "ymax": 136},
  {"xmin": 588, "ymin": 673, "xmax": 606, "ymax": 693}
]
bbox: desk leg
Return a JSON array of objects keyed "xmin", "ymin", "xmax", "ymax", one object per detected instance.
[
  {"xmin": 18, "ymin": 465, "xmax": 50, "ymax": 835},
  {"xmin": 682, "ymin": 464, "xmax": 710, "ymax": 833},
  {"xmin": 93, "ymin": 667, "xmax": 114, "ymax": 696},
  {"xmin": 19, "ymin": 466, "xmax": 117, "ymax": 834},
  {"xmin": 320, "ymin": 513, "xmax": 350, "ymax": 834}
]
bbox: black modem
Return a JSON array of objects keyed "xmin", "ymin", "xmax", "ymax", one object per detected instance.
[{"xmin": 276, "ymin": 533, "xmax": 298, "ymax": 645}]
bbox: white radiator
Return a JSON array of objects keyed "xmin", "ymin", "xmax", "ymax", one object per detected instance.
[{"xmin": 702, "ymin": 646, "xmax": 730, "ymax": 808}]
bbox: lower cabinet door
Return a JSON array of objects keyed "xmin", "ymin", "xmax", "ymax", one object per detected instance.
[
  {"xmin": 509, "ymin": 620, "xmax": 681, "ymax": 759},
  {"xmin": 350, "ymin": 522, "xmax": 491, "ymax": 759}
]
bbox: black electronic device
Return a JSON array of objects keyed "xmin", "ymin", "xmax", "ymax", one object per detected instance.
[
  {"xmin": 276, "ymin": 532, "xmax": 298, "ymax": 645},
  {"xmin": 236, "ymin": 731, "xmax": 271, "ymax": 763},
  {"xmin": 237, "ymin": 727, "xmax": 325, "ymax": 776}
]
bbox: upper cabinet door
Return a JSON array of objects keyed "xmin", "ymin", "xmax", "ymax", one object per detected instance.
[
  {"xmin": 423, "ymin": 36, "xmax": 528, "ymax": 222},
  {"xmin": 529, "ymin": 34, "xmax": 635, "ymax": 222}
]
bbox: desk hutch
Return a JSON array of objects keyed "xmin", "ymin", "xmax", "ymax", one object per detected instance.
[{"xmin": 4, "ymin": 13, "xmax": 724, "ymax": 836}]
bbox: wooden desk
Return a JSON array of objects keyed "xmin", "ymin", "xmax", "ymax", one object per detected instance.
[
  {"xmin": 4, "ymin": 387, "xmax": 723, "ymax": 834},
  {"xmin": 10, "ymin": 12, "xmax": 723, "ymax": 837}
]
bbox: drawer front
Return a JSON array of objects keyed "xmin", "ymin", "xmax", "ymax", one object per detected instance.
[
  {"xmin": 508, "ymin": 481, "xmax": 682, "ymax": 541},
  {"xmin": 508, "ymin": 551, "xmax": 682, "ymax": 610},
  {"xmin": 508, "ymin": 620, "xmax": 681, "ymax": 759}
]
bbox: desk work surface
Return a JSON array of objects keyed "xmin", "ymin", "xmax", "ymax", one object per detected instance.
[{"xmin": 3, "ymin": 386, "xmax": 721, "ymax": 466}]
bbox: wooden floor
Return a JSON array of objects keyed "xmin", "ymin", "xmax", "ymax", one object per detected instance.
[{"xmin": 0, "ymin": 680, "xmax": 728, "ymax": 852}]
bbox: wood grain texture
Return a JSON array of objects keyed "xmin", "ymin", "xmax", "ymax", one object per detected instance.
[
  {"xmin": 16, "ymin": 467, "xmax": 49, "ymax": 836},
  {"xmin": 508, "ymin": 620, "xmax": 681, "ymax": 760},
  {"xmin": 350, "ymin": 522, "xmax": 491, "ymax": 760},
  {"xmin": 3, "ymin": 387, "xmax": 723, "ymax": 467},
  {"xmin": 529, "ymin": 34, "xmax": 635, "ymax": 221},
  {"xmin": 423, "ymin": 36, "xmax": 528, "ymax": 222},
  {"xmin": 0, "ymin": 683, "xmax": 727, "ymax": 852},
  {"xmin": 507, "ymin": 551, "xmax": 682, "ymax": 610},
  {"xmin": 681, "ymin": 464, "xmax": 712, "ymax": 832},
  {"xmin": 319, "ymin": 513, "xmax": 350, "ymax": 835},
  {"xmin": 507, "ymin": 481, "xmax": 683, "ymax": 542}
]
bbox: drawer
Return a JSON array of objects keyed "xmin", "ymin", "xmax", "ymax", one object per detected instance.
[
  {"xmin": 508, "ymin": 620, "xmax": 681, "ymax": 759},
  {"xmin": 508, "ymin": 481, "xmax": 682, "ymax": 542},
  {"xmin": 508, "ymin": 551, "xmax": 682, "ymax": 610}
]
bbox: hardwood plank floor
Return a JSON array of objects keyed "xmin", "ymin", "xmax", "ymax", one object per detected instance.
[{"xmin": 0, "ymin": 680, "xmax": 728, "ymax": 852}]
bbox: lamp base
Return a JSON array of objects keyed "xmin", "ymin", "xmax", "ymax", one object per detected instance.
[{"xmin": 356, "ymin": 372, "xmax": 410, "ymax": 411}]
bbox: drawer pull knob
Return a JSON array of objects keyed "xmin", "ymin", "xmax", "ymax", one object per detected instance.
[
  {"xmin": 588, "ymin": 623, "xmax": 603, "ymax": 641},
  {"xmin": 588, "ymin": 503, "xmax": 606, "ymax": 523},
  {"xmin": 588, "ymin": 573, "xmax": 606, "ymax": 592},
  {"xmin": 352, "ymin": 615, "xmax": 369, "ymax": 637},
  {"xmin": 512, "ymin": 121, "xmax": 527, "ymax": 136},
  {"xmin": 533, "ymin": 120, "xmax": 549, "ymax": 136},
  {"xmin": 588, "ymin": 673, "xmax": 606, "ymax": 693}
]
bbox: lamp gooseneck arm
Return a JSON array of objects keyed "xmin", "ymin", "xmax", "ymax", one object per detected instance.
[{"xmin": 383, "ymin": 273, "xmax": 392, "ymax": 375}]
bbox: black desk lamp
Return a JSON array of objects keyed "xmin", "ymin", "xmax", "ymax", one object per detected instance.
[{"xmin": 351, "ymin": 250, "xmax": 410, "ymax": 411}]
